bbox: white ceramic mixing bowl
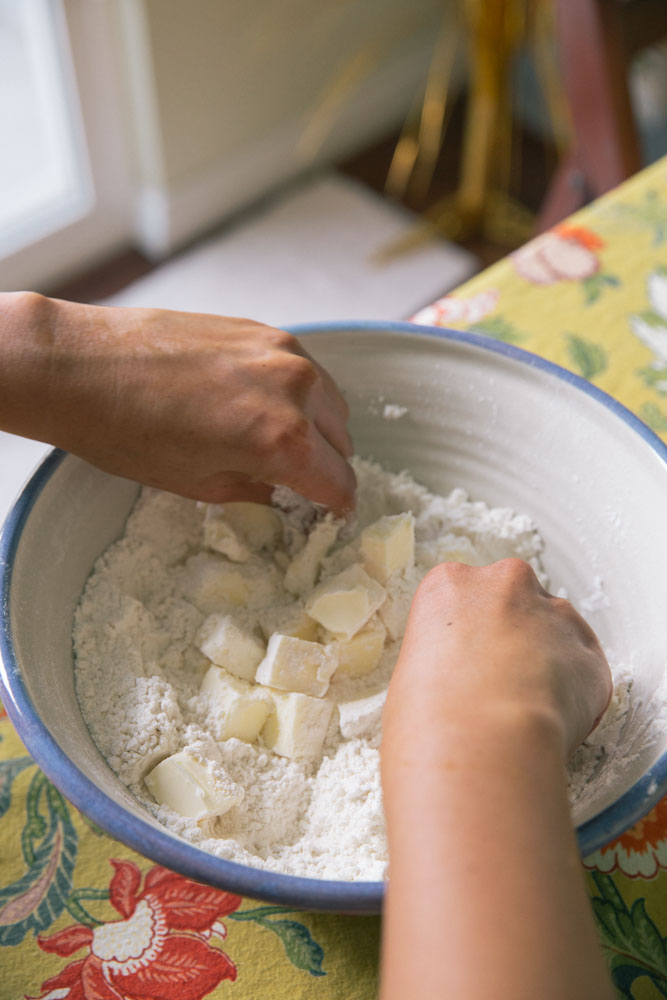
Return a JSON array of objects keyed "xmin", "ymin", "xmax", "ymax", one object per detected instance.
[{"xmin": 1, "ymin": 323, "xmax": 667, "ymax": 913}]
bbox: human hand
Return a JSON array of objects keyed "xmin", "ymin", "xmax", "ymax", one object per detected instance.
[
  {"xmin": 384, "ymin": 558, "xmax": 612, "ymax": 761},
  {"xmin": 380, "ymin": 559, "xmax": 615, "ymax": 1000},
  {"xmin": 2, "ymin": 294, "xmax": 355, "ymax": 512}
]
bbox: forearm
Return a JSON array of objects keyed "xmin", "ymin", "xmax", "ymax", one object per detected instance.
[
  {"xmin": 380, "ymin": 703, "xmax": 614, "ymax": 1000},
  {"xmin": 0, "ymin": 291, "xmax": 62, "ymax": 441}
]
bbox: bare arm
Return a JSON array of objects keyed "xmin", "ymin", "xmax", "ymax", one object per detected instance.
[
  {"xmin": 0, "ymin": 292, "xmax": 355, "ymax": 512},
  {"xmin": 380, "ymin": 559, "xmax": 615, "ymax": 1000}
]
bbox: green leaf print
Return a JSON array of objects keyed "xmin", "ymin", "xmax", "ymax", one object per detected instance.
[
  {"xmin": 641, "ymin": 401, "xmax": 667, "ymax": 433},
  {"xmin": 0, "ymin": 772, "xmax": 78, "ymax": 946},
  {"xmin": 611, "ymin": 189, "xmax": 667, "ymax": 245},
  {"xmin": 64, "ymin": 887, "xmax": 110, "ymax": 927},
  {"xmin": 582, "ymin": 273, "xmax": 620, "ymax": 306},
  {"xmin": 259, "ymin": 918, "xmax": 326, "ymax": 977},
  {"xmin": 0, "ymin": 754, "xmax": 33, "ymax": 820},
  {"xmin": 565, "ymin": 333, "xmax": 608, "ymax": 380},
  {"xmin": 636, "ymin": 365, "xmax": 667, "ymax": 395},
  {"xmin": 231, "ymin": 906, "xmax": 327, "ymax": 976},
  {"xmin": 467, "ymin": 315, "xmax": 525, "ymax": 344},
  {"xmin": 589, "ymin": 872, "xmax": 667, "ymax": 998}
]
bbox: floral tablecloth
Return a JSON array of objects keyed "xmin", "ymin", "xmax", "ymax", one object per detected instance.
[{"xmin": 3, "ymin": 157, "xmax": 667, "ymax": 1000}]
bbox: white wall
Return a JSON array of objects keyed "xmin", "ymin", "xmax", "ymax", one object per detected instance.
[{"xmin": 118, "ymin": 0, "xmax": 448, "ymax": 257}]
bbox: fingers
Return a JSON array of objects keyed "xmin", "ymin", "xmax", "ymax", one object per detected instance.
[
  {"xmin": 304, "ymin": 358, "xmax": 353, "ymax": 459},
  {"xmin": 280, "ymin": 425, "xmax": 357, "ymax": 515},
  {"xmin": 313, "ymin": 406, "xmax": 354, "ymax": 462}
]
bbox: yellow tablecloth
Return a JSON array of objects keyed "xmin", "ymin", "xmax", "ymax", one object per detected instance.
[{"xmin": 2, "ymin": 158, "xmax": 667, "ymax": 999}]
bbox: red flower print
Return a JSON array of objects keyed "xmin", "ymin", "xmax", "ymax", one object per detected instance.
[
  {"xmin": 31, "ymin": 860, "xmax": 242, "ymax": 1000},
  {"xmin": 584, "ymin": 797, "xmax": 667, "ymax": 879},
  {"xmin": 553, "ymin": 224, "xmax": 605, "ymax": 251}
]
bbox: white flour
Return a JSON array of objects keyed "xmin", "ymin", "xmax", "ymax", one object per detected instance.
[{"xmin": 74, "ymin": 456, "xmax": 637, "ymax": 881}]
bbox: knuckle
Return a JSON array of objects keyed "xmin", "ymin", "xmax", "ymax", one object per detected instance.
[
  {"xmin": 282, "ymin": 353, "xmax": 318, "ymax": 393},
  {"xmin": 419, "ymin": 561, "xmax": 467, "ymax": 595},
  {"xmin": 266, "ymin": 326, "xmax": 300, "ymax": 352},
  {"xmin": 493, "ymin": 557, "xmax": 533, "ymax": 579},
  {"xmin": 266, "ymin": 409, "xmax": 312, "ymax": 459}
]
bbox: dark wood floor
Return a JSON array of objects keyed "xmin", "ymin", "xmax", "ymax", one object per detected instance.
[{"xmin": 51, "ymin": 101, "xmax": 556, "ymax": 306}]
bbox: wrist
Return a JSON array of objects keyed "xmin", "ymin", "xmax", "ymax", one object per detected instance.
[
  {"xmin": 0, "ymin": 292, "xmax": 53, "ymax": 437},
  {"xmin": 0, "ymin": 293, "xmax": 94, "ymax": 447},
  {"xmin": 382, "ymin": 693, "xmax": 568, "ymax": 796}
]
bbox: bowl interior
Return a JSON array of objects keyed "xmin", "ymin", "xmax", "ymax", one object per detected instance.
[{"xmin": 3, "ymin": 324, "xmax": 667, "ymax": 904}]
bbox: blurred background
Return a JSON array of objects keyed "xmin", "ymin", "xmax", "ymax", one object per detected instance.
[{"xmin": 1, "ymin": 0, "xmax": 667, "ymax": 313}]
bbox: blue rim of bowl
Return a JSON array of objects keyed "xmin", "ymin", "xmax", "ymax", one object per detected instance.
[{"xmin": 1, "ymin": 320, "xmax": 666, "ymax": 912}]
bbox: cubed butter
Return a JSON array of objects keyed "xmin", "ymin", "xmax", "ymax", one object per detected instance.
[
  {"xmin": 284, "ymin": 515, "xmax": 340, "ymax": 595},
  {"xmin": 255, "ymin": 633, "xmax": 337, "ymax": 698},
  {"xmin": 204, "ymin": 502, "xmax": 281, "ymax": 562},
  {"xmin": 338, "ymin": 689, "xmax": 387, "ymax": 740},
  {"xmin": 258, "ymin": 602, "xmax": 320, "ymax": 643},
  {"xmin": 361, "ymin": 512, "xmax": 415, "ymax": 584},
  {"xmin": 200, "ymin": 665, "xmax": 272, "ymax": 742},
  {"xmin": 261, "ymin": 690, "xmax": 334, "ymax": 760},
  {"xmin": 181, "ymin": 554, "xmax": 249, "ymax": 613},
  {"xmin": 197, "ymin": 613, "xmax": 265, "ymax": 680},
  {"xmin": 378, "ymin": 576, "xmax": 418, "ymax": 640},
  {"xmin": 305, "ymin": 564, "xmax": 386, "ymax": 640},
  {"xmin": 326, "ymin": 618, "xmax": 386, "ymax": 677},
  {"xmin": 144, "ymin": 751, "xmax": 244, "ymax": 819},
  {"xmin": 416, "ymin": 533, "xmax": 479, "ymax": 569}
]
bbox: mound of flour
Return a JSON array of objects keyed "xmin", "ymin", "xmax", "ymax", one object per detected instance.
[{"xmin": 74, "ymin": 456, "xmax": 635, "ymax": 880}]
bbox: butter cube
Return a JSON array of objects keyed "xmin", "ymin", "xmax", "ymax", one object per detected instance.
[
  {"xmin": 181, "ymin": 554, "xmax": 249, "ymax": 613},
  {"xmin": 204, "ymin": 502, "xmax": 281, "ymax": 562},
  {"xmin": 305, "ymin": 564, "xmax": 386, "ymax": 640},
  {"xmin": 258, "ymin": 602, "xmax": 320, "ymax": 643},
  {"xmin": 416, "ymin": 533, "xmax": 479, "ymax": 570},
  {"xmin": 378, "ymin": 575, "xmax": 418, "ymax": 640},
  {"xmin": 338, "ymin": 689, "xmax": 387, "ymax": 740},
  {"xmin": 145, "ymin": 751, "xmax": 244, "ymax": 819},
  {"xmin": 197, "ymin": 613, "xmax": 265, "ymax": 680},
  {"xmin": 255, "ymin": 633, "xmax": 337, "ymax": 698},
  {"xmin": 261, "ymin": 690, "xmax": 334, "ymax": 760},
  {"xmin": 361, "ymin": 512, "xmax": 415, "ymax": 584},
  {"xmin": 284, "ymin": 515, "xmax": 340, "ymax": 595},
  {"xmin": 326, "ymin": 619, "xmax": 386, "ymax": 677},
  {"xmin": 200, "ymin": 665, "xmax": 272, "ymax": 742}
]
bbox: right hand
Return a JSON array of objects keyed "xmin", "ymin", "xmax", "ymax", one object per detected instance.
[
  {"xmin": 0, "ymin": 294, "xmax": 356, "ymax": 513},
  {"xmin": 384, "ymin": 558, "xmax": 613, "ymax": 760}
]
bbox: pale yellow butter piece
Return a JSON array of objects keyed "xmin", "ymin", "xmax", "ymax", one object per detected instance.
[
  {"xmin": 197, "ymin": 613, "xmax": 265, "ymax": 681},
  {"xmin": 416, "ymin": 533, "xmax": 480, "ymax": 570},
  {"xmin": 338, "ymin": 689, "xmax": 387, "ymax": 739},
  {"xmin": 200, "ymin": 665, "xmax": 272, "ymax": 742},
  {"xmin": 255, "ymin": 633, "xmax": 337, "ymax": 698},
  {"xmin": 378, "ymin": 573, "xmax": 419, "ymax": 640},
  {"xmin": 261, "ymin": 690, "xmax": 334, "ymax": 760},
  {"xmin": 305, "ymin": 564, "xmax": 386, "ymax": 641},
  {"xmin": 284, "ymin": 515, "xmax": 340, "ymax": 596},
  {"xmin": 361, "ymin": 512, "xmax": 415, "ymax": 584},
  {"xmin": 326, "ymin": 618, "xmax": 387, "ymax": 677},
  {"xmin": 204, "ymin": 502, "xmax": 281, "ymax": 562},
  {"xmin": 181, "ymin": 554, "xmax": 249, "ymax": 613},
  {"xmin": 258, "ymin": 602, "xmax": 320, "ymax": 643},
  {"xmin": 144, "ymin": 750, "xmax": 244, "ymax": 819}
]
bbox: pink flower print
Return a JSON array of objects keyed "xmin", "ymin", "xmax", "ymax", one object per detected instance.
[
  {"xmin": 412, "ymin": 289, "xmax": 500, "ymax": 327},
  {"xmin": 513, "ymin": 224, "xmax": 604, "ymax": 285}
]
